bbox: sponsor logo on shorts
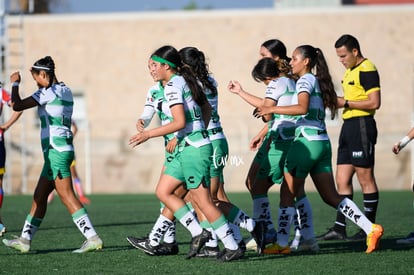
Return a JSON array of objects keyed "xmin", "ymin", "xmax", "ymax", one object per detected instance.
[{"xmin": 352, "ymin": 151, "xmax": 364, "ymax": 158}]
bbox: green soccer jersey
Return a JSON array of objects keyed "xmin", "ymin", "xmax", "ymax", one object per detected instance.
[{"xmin": 31, "ymin": 82, "xmax": 74, "ymax": 152}]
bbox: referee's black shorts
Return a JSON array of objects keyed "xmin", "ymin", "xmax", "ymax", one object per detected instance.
[{"xmin": 337, "ymin": 115, "xmax": 377, "ymax": 168}]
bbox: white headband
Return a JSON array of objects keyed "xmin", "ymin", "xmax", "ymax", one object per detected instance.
[{"xmin": 31, "ymin": 65, "xmax": 51, "ymax": 71}]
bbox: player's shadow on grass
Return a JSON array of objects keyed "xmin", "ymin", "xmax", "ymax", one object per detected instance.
[
  {"xmin": 316, "ymin": 237, "xmax": 414, "ymax": 254},
  {"xmin": 93, "ymin": 220, "xmax": 155, "ymax": 228},
  {"xmin": 254, "ymin": 237, "xmax": 414, "ymax": 259},
  {"xmin": 28, "ymin": 245, "xmax": 134, "ymax": 254},
  {"xmin": 5, "ymin": 220, "xmax": 156, "ymax": 233}
]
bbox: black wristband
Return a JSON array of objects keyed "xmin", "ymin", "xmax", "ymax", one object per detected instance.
[{"xmin": 344, "ymin": 100, "xmax": 349, "ymax": 108}]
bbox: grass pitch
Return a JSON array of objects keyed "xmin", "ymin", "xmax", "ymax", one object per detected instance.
[{"xmin": 1, "ymin": 191, "xmax": 414, "ymax": 274}]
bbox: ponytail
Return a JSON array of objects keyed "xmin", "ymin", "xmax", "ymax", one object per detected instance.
[
  {"xmin": 314, "ymin": 48, "xmax": 337, "ymax": 119},
  {"xmin": 180, "ymin": 65, "xmax": 207, "ymax": 106},
  {"xmin": 296, "ymin": 45, "xmax": 337, "ymax": 119}
]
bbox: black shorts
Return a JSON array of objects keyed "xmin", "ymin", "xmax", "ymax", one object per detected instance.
[{"xmin": 337, "ymin": 116, "xmax": 377, "ymax": 167}]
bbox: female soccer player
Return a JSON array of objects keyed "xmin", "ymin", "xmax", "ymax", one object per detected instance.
[
  {"xmin": 129, "ymin": 45, "xmax": 243, "ymax": 262},
  {"xmin": 2, "ymin": 56, "xmax": 102, "ymax": 253},
  {"xmin": 237, "ymin": 39, "xmax": 314, "ymax": 251},
  {"xmin": 254, "ymin": 45, "xmax": 383, "ymax": 254},
  {"xmin": 179, "ymin": 46, "xmax": 265, "ymax": 256},
  {"xmin": 228, "ymin": 56, "xmax": 317, "ymax": 252},
  {"xmin": 126, "ymin": 58, "xmax": 183, "ymax": 256}
]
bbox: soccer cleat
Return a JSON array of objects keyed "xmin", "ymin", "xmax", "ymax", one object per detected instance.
[
  {"xmin": 347, "ymin": 229, "xmax": 366, "ymax": 241},
  {"xmin": 290, "ymin": 234, "xmax": 302, "ymax": 250},
  {"xmin": 316, "ymin": 227, "xmax": 347, "ymax": 241},
  {"xmin": 244, "ymin": 230, "xmax": 275, "ymax": 252},
  {"xmin": 126, "ymin": 236, "xmax": 148, "ymax": 248},
  {"xmin": 251, "ymin": 221, "xmax": 266, "ymax": 254},
  {"xmin": 73, "ymin": 235, "xmax": 103, "ymax": 253},
  {"xmin": 2, "ymin": 237, "xmax": 31, "ymax": 253},
  {"xmin": 244, "ymin": 237, "xmax": 257, "ymax": 251},
  {"xmin": 263, "ymin": 242, "xmax": 291, "ymax": 255},
  {"xmin": 196, "ymin": 246, "xmax": 220, "ymax": 257},
  {"xmin": 396, "ymin": 232, "xmax": 414, "ymax": 244},
  {"xmin": 158, "ymin": 241, "xmax": 179, "ymax": 255},
  {"xmin": 186, "ymin": 229, "xmax": 212, "ymax": 259},
  {"xmin": 128, "ymin": 237, "xmax": 179, "ymax": 256},
  {"xmin": 216, "ymin": 247, "xmax": 244, "ymax": 262},
  {"xmin": 238, "ymin": 240, "xmax": 246, "ymax": 253},
  {"xmin": 291, "ymin": 237, "xmax": 320, "ymax": 253},
  {"xmin": 130, "ymin": 238, "xmax": 162, "ymax": 256},
  {"xmin": 365, "ymin": 224, "xmax": 383, "ymax": 254},
  {"xmin": 0, "ymin": 224, "xmax": 6, "ymax": 237}
]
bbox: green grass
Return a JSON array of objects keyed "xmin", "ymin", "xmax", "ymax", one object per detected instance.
[{"xmin": 1, "ymin": 191, "xmax": 414, "ymax": 274}]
